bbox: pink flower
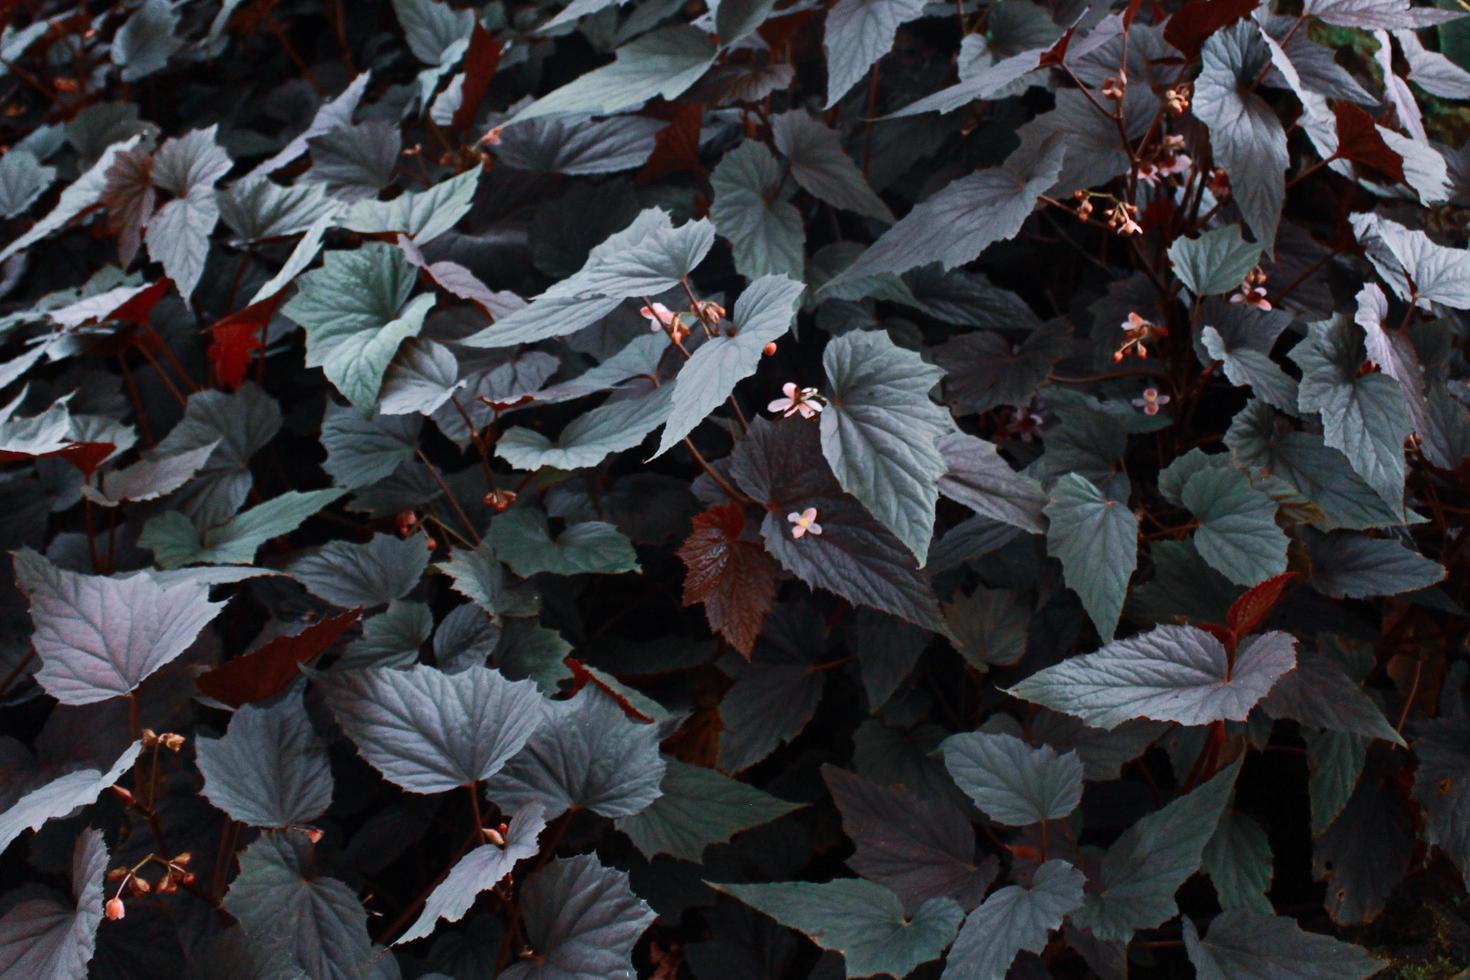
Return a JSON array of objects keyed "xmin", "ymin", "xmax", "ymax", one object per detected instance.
[
  {"xmin": 1231, "ymin": 286, "xmax": 1272, "ymax": 310},
  {"xmin": 1133, "ymin": 387, "xmax": 1171, "ymax": 416},
  {"xmin": 640, "ymin": 302, "xmax": 677, "ymax": 331},
  {"xmin": 788, "ymin": 507, "xmax": 822, "ymax": 539},
  {"xmin": 767, "ymin": 383, "xmax": 824, "ymax": 419}
]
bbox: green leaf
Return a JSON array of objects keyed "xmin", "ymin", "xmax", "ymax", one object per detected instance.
[
  {"xmin": 1308, "ymin": 727, "xmax": 1367, "ymax": 835},
  {"xmin": 770, "ymin": 110, "xmax": 893, "ymax": 222},
  {"xmin": 218, "ymin": 177, "xmax": 339, "ymax": 242},
  {"xmin": 1203, "ymin": 812, "xmax": 1274, "ymax": 913},
  {"xmin": 486, "ymin": 688, "xmax": 665, "ymax": 819},
  {"xmin": 717, "ymin": 0, "xmax": 778, "ymax": 43},
  {"xmin": 196, "ymin": 690, "xmax": 333, "ymax": 828},
  {"xmin": 941, "ymin": 731, "xmax": 1083, "ymax": 826},
  {"xmin": 1261, "ymin": 648, "xmax": 1404, "ymax": 745},
  {"xmin": 319, "ymin": 663, "xmax": 546, "ymax": 793},
  {"xmin": 1201, "ymin": 324, "xmax": 1300, "ymax": 415},
  {"xmin": 435, "ymin": 542, "xmax": 541, "ymax": 620},
  {"xmin": 1168, "ymin": 225, "xmax": 1265, "ymax": 296},
  {"xmin": 655, "ymin": 275, "xmax": 803, "ymax": 457},
  {"xmin": 494, "ymin": 116, "xmax": 662, "ymax": 176},
  {"xmin": 820, "ymin": 329, "xmax": 949, "ymax": 563},
  {"xmin": 289, "ymin": 532, "xmax": 431, "ymax": 608},
  {"xmin": 1181, "ymin": 466, "xmax": 1288, "ymax": 587},
  {"xmin": 1044, "ymin": 473, "xmax": 1138, "ymax": 641},
  {"xmin": 504, "ymin": 855, "xmax": 655, "ymax": 980},
  {"xmin": 489, "ymin": 508, "xmax": 640, "ymax": 577},
  {"xmin": 937, "ymin": 432, "xmax": 1047, "ymax": 534},
  {"xmin": 141, "ymin": 489, "xmax": 346, "ymax": 568},
  {"xmin": 223, "ymin": 832, "xmax": 375, "ymax": 980},
  {"xmin": 1183, "ymin": 910, "xmax": 1383, "ymax": 979},
  {"xmin": 320, "ymin": 402, "xmax": 420, "ymax": 489},
  {"xmin": 1009, "ymin": 625, "xmax": 1297, "ymax": 729},
  {"xmin": 499, "ymin": 388, "xmax": 673, "ymax": 472},
  {"xmin": 393, "ymin": 0, "xmax": 473, "ymax": 64},
  {"xmin": 944, "ymin": 586, "xmax": 1030, "ymax": 672},
  {"xmin": 0, "ymin": 743, "xmax": 140, "ymax": 855},
  {"xmin": 730, "ymin": 418, "xmax": 946, "ymax": 632},
  {"xmin": 822, "ymin": 765, "xmax": 996, "ymax": 915},
  {"xmin": 1072, "ymin": 760, "xmax": 1242, "ymax": 942},
  {"xmin": 375, "ymin": 339, "xmax": 461, "ymax": 418},
  {"xmin": 616, "ymin": 758, "xmax": 802, "ymax": 862},
  {"xmin": 282, "ymin": 242, "xmax": 435, "ymax": 411},
  {"xmin": 1195, "ymin": 22, "xmax": 1287, "ymax": 251},
  {"xmin": 1225, "ymin": 400, "xmax": 1406, "ymax": 530},
  {"xmin": 935, "ymin": 320, "xmax": 1072, "ymax": 414},
  {"xmin": 14, "ymin": 550, "xmax": 225, "ymax": 706},
  {"xmin": 830, "ymin": 138, "xmax": 1064, "ymax": 288},
  {"xmin": 1411, "ymin": 714, "xmax": 1470, "ymax": 886},
  {"xmin": 113, "ymin": 0, "xmax": 182, "ymax": 81},
  {"xmin": 340, "ymin": 166, "xmax": 479, "ymax": 244},
  {"xmin": 340, "ymin": 600, "xmax": 433, "ymax": 669},
  {"xmin": 80, "ymin": 439, "xmax": 219, "ymax": 507},
  {"xmin": 1292, "ymin": 318, "xmax": 1412, "ymax": 513},
  {"xmin": 940, "ymin": 860, "xmax": 1085, "ymax": 980},
  {"xmin": 461, "ymin": 209, "xmax": 710, "ymax": 348},
  {"xmin": 396, "ymin": 804, "xmax": 546, "ymax": 946},
  {"xmin": 709, "ymin": 141, "xmax": 805, "ymax": 281},
  {"xmin": 507, "ymin": 26, "xmax": 716, "ymax": 124},
  {"xmin": 1302, "ymin": 529, "xmax": 1445, "ymax": 598},
  {"xmin": 146, "ymin": 127, "xmax": 232, "ymax": 301},
  {"xmin": 823, "ymin": 0, "xmax": 927, "ymax": 107},
  {"xmin": 0, "ymin": 829, "xmax": 108, "ymax": 979},
  {"xmin": 711, "ymin": 879, "xmax": 962, "ymax": 979},
  {"xmin": 0, "ymin": 150, "xmax": 55, "ymax": 219},
  {"xmin": 1351, "ymin": 211, "xmax": 1470, "ymax": 310}
]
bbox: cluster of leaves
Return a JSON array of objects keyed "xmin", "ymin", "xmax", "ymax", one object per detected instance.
[{"xmin": 1, "ymin": 0, "xmax": 1469, "ymax": 975}]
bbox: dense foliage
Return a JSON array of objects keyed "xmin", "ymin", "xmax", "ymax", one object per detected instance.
[{"xmin": 0, "ymin": 0, "xmax": 1468, "ymax": 975}]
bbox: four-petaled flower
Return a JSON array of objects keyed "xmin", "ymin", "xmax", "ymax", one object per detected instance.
[
  {"xmin": 788, "ymin": 507, "xmax": 822, "ymax": 539},
  {"xmin": 1230, "ymin": 267, "xmax": 1272, "ymax": 310},
  {"xmin": 768, "ymin": 382, "xmax": 824, "ymax": 419},
  {"xmin": 1133, "ymin": 387, "xmax": 1171, "ymax": 415}
]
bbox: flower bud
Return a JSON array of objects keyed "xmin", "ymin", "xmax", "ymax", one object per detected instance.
[
  {"xmin": 762, "ymin": 342, "xmax": 777, "ymax": 357},
  {"xmin": 105, "ymin": 897, "xmax": 125, "ymax": 921}
]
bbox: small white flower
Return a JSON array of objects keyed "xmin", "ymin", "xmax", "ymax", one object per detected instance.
[
  {"xmin": 767, "ymin": 383, "xmax": 824, "ymax": 419},
  {"xmin": 787, "ymin": 507, "xmax": 822, "ymax": 539}
]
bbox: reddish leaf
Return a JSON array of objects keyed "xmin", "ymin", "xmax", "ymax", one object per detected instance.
[
  {"xmin": 1039, "ymin": 25, "xmax": 1079, "ymax": 67},
  {"xmin": 109, "ymin": 278, "xmax": 171, "ymax": 326},
  {"xmin": 676, "ymin": 504, "xmax": 777, "ymax": 658},
  {"xmin": 756, "ymin": 9, "xmax": 818, "ymax": 53},
  {"xmin": 207, "ymin": 293, "xmax": 284, "ymax": 389},
  {"xmin": 0, "ymin": 442, "xmax": 116, "ymax": 479},
  {"xmin": 1226, "ymin": 572, "xmax": 1296, "ymax": 639},
  {"xmin": 196, "ymin": 609, "xmax": 362, "ymax": 707},
  {"xmin": 1331, "ymin": 103, "xmax": 1406, "ymax": 184},
  {"xmin": 637, "ymin": 102, "xmax": 706, "ymax": 183},
  {"xmin": 1164, "ymin": 0, "xmax": 1260, "ymax": 59},
  {"xmin": 451, "ymin": 24, "xmax": 502, "ymax": 133}
]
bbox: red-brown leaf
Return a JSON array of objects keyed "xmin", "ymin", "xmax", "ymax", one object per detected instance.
[
  {"xmin": 637, "ymin": 102, "xmax": 705, "ymax": 183},
  {"xmin": 1331, "ymin": 103, "xmax": 1406, "ymax": 184},
  {"xmin": 196, "ymin": 609, "xmax": 362, "ymax": 707},
  {"xmin": 207, "ymin": 292, "xmax": 284, "ymax": 389},
  {"xmin": 1163, "ymin": 0, "xmax": 1260, "ymax": 60},
  {"xmin": 1226, "ymin": 571, "xmax": 1296, "ymax": 639},
  {"xmin": 451, "ymin": 24, "xmax": 502, "ymax": 133},
  {"xmin": 677, "ymin": 504, "xmax": 777, "ymax": 658}
]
